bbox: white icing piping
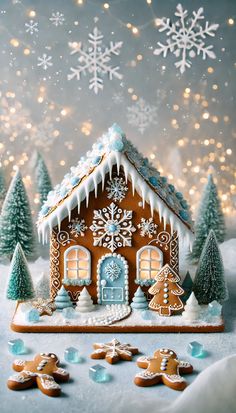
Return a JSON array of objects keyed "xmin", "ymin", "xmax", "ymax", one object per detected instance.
[{"xmin": 38, "ymin": 152, "xmax": 194, "ymax": 249}]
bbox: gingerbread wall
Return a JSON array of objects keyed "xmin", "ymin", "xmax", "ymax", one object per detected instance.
[{"xmin": 50, "ymin": 166, "xmax": 179, "ymax": 302}]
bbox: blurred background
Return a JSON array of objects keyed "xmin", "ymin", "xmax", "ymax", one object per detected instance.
[{"xmin": 0, "ymin": 0, "xmax": 235, "ymax": 227}]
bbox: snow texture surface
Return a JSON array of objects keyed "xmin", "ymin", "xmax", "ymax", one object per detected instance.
[{"xmin": 0, "ymin": 239, "xmax": 236, "ymax": 413}]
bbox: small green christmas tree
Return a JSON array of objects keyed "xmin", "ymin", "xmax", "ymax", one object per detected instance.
[
  {"xmin": 35, "ymin": 152, "xmax": 52, "ymax": 206},
  {"xmin": 193, "ymin": 230, "xmax": 228, "ymax": 304},
  {"xmin": 55, "ymin": 286, "xmax": 73, "ymax": 310},
  {"xmin": 0, "ymin": 166, "xmax": 7, "ymax": 206},
  {"xmin": 6, "ymin": 243, "xmax": 35, "ymax": 301},
  {"xmin": 0, "ymin": 169, "xmax": 35, "ymax": 258},
  {"xmin": 181, "ymin": 271, "xmax": 193, "ymax": 303},
  {"xmin": 189, "ymin": 174, "xmax": 226, "ymax": 263}
]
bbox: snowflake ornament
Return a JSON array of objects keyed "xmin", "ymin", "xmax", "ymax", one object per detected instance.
[
  {"xmin": 68, "ymin": 26, "xmax": 123, "ymax": 94},
  {"xmin": 104, "ymin": 260, "xmax": 121, "ymax": 282},
  {"xmin": 49, "ymin": 12, "xmax": 65, "ymax": 26},
  {"xmin": 154, "ymin": 4, "xmax": 219, "ymax": 74},
  {"xmin": 68, "ymin": 218, "xmax": 88, "ymax": 237},
  {"xmin": 127, "ymin": 98, "xmax": 158, "ymax": 134},
  {"xmin": 25, "ymin": 20, "xmax": 38, "ymax": 34},
  {"xmin": 106, "ymin": 177, "xmax": 128, "ymax": 203},
  {"xmin": 138, "ymin": 217, "xmax": 158, "ymax": 238},
  {"xmin": 37, "ymin": 54, "xmax": 53, "ymax": 70},
  {"xmin": 90, "ymin": 202, "xmax": 136, "ymax": 252}
]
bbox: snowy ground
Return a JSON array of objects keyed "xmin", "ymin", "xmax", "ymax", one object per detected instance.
[{"xmin": 0, "ymin": 239, "xmax": 236, "ymax": 413}]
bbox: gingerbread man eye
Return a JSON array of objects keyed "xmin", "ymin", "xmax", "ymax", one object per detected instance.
[
  {"xmin": 51, "ymin": 354, "xmax": 56, "ymax": 359},
  {"xmin": 164, "ymin": 349, "xmax": 168, "ymax": 353},
  {"xmin": 40, "ymin": 353, "xmax": 45, "ymax": 356},
  {"xmin": 170, "ymin": 351, "xmax": 174, "ymax": 355}
]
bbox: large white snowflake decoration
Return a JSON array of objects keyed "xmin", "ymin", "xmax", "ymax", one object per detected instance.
[
  {"xmin": 68, "ymin": 26, "xmax": 123, "ymax": 94},
  {"xmin": 104, "ymin": 260, "xmax": 121, "ymax": 282},
  {"xmin": 138, "ymin": 218, "xmax": 158, "ymax": 238},
  {"xmin": 25, "ymin": 20, "xmax": 38, "ymax": 34},
  {"xmin": 154, "ymin": 4, "xmax": 219, "ymax": 74},
  {"xmin": 68, "ymin": 218, "xmax": 88, "ymax": 237},
  {"xmin": 90, "ymin": 202, "xmax": 136, "ymax": 252},
  {"xmin": 127, "ymin": 98, "xmax": 158, "ymax": 134},
  {"xmin": 49, "ymin": 12, "xmax": 65, "ymax": 26},
  {"xmin": 106, "ymin": 177, "xmax": 128, "ymax": 203},
  {"xmin": 37, "ymin": 54, "xmax": 53, "ymax": 70}
]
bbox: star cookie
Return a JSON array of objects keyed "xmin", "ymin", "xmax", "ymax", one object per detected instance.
[
  {"xmin": 31, "ymin": 298, "xmax": 56, "ymax": 316},
  {"xmin": 91, "ymin": 338, "xmax": 139, "ymax": 364}
]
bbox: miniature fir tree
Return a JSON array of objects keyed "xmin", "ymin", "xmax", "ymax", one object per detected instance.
[
  {"xmin": 193, "ymin": 230, "xmax": 228, "ymax": 304},
  {"xmin": 6, "ymin": 243, "xmax": 35, "ymax": 301},
  {"xmin": 35, "ymin": 272, "xmax": 50, "ymax": 299},
  {"xmin": 0, "ymin": 169, "xmax": 35, "ymax": 258},
  {"xmin": 189, "ymin": 174, "xmax": 226, "ymax": 262},
  {"xmin": 76, "ymin": 287, "xmax": 94, "ymax": 312},
  {"xmin": 181, "ymin": 271, "xmax": 193, "ymax": 303},
  {"xmin": 131, "ymin": 286, "xmax": 148, "ymax": 310},
  {"xmin": 35, "ymin": 152, "xmax": 52, "ymax": 206},
  {"xmin": 0, "ymin": 166, "xmax": 7, "ymax": 206},
  {"xmin": 148, "ymin": 264, "xmax": 184, "ymax": 316},
  {"xmin": 55, "ymin": 286, "xmax": 73, "ymax": 310},
  {"xmin": 182, "ymin": 292, "xmax": 201, "ymax": 322}
]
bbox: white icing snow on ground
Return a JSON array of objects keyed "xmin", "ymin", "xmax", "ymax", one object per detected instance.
[{"xmin": 0, "ymin": 239, "xmax": 236, "ymax": 413}]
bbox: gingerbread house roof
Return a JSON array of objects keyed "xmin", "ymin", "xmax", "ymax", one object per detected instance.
[{"xmin": 37, "ymin": 124, "xmax": 194, "ymax": 246}]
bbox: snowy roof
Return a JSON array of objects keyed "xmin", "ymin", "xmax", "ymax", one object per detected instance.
[{"xmin": 37, "ymin": 124, "xmax": 194, "ymax": 245}]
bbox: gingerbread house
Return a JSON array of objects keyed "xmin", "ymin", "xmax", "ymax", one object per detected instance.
[{"xmin": 37, "ymin": 124, "xmax": 194, "ymax": 304}]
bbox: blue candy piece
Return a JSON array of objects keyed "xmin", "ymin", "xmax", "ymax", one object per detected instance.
[
  {"xmin": 176, "ymin": 192, "xmax": 183, "ymax": 200},
  {"xmin": 97, "ymin": 143, "xmax": 104, "ymax": 150},
  {"xmin": 89, "ymin": 364, "xmax": 109, "ymax": 383},
  {"xmin": 60, "ymin": 186, "xmax": 69, "ymax": 197},
  {"xmin": 111, "ymin": 123, "xmax": 125, "ymax": 137},
  {"xmin": 64, "ymin": 347, "xmax": 80, "ymax": 363},
  {"xmin": 187, "ymin": 341, "xmax": 204, "ymax": 358},
  {"xmin": 141, "ymin": 310, "xmax": 155, "ymax": 320},
  {"xmin": 179, "ymin": 210, "xmax": 189, "ymax": 221},
  {"xmin": 149, "ymin": 176, "xmax": 158, "ymax": 186},
  {"xmin": 70, "ymin": 176, "xmax": 80, "ymax": 187},
  {"xmin": 62, "ymin": 307, "xmax": 76, "ymax": 319},
  {"xmin": 110, "ymin": 139, "xmax": 124, "ymax": 152},
  {"xmin": 41, "ymin": 205, "xmax": 50, "ymax": 216},
  {"xmin": 91, "ymin": 156, "xmax": 102, "ymax": 165},
  {"xmin": 180, "ymin": 200, "xmax": 188, "ymax": 209},
  {"xmin": 8, "ymin": 339, "xmax": 25, "ymax": 355},
  {"xmin": 139, "ymin": 166, "xmax": 149, "ymax": 177},
  {"xmin": 25, "ymin": 308, "xmax": 40, "ymax": 323},
  {"xmin": 208, "ymin": 300, "xmax": 222, "ymax": 316}
]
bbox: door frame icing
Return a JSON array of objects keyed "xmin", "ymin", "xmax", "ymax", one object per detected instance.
[{"xmin": 97, "ymin": 253, "xmax": 129, "ymax": 305}]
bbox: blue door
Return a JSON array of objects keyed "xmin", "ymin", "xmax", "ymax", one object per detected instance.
[{"xmin": 97, "ymin": 253, "xmax": 128, "ymax": 305}]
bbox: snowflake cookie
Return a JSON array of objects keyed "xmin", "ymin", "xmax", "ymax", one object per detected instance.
[
  {"xmin": 7, "ymin": 353, "xmax": 69, "ymax": 397},
  {"xmin": 31, "ymin": 298, "xmax": 56, "ymax": 316},
  {"xmin": 134, "ymin": 348, "xmax": 193, "ymax": 390},
  {"xmin": 106, "ymin": 177, "xmax": 128, "ymax": 203},
  {"xmin": 91, "ymin": 338, "xmax": 139, "ymax": 364},
  {"xmin": 68, "ymin": 218, "xmax": 88, "ymax": 237},
  {"xmin": 138, "ymin": 217, "xmax": 158, "ymax": 238}
]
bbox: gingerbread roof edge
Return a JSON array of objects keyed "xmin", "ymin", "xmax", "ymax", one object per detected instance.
[{"xmin": 37, "ymin": 124, "xmax": 193, "ymax": 245}]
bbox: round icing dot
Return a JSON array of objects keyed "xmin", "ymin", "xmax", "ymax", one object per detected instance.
[
  {"xmin": 160, "ymin": 348, "xmax": 164, "ymax": 352},
  {"xmin": 110, "ymin": 139, "xmax": 124, "ymax": 152},
  {"xmin": 164, "ymin": 349, "xmax": 168, "ymax": 353},
  {"xmin": 148, "ymin": 176, "xmax": 158, "ymax": 186},
  {"xmin": 51, "ymin": 354, "xmax": 56, "ymax": 358},
  {"xmin": 163, "ymin": 299, "xmax": 169, "ymax": 304},
  {"xmin": 160, "ymin": 367, "xmax": 166, "ymax": 371},
  {"xmin": 163, "ymin": 288, "xmax": 168, "ymax": 292},
  {"xmin": 164, "ymin": 283, "xmax": 168, "ymax": 287},
  {"xmin": 176, "ymin": 191, "xmax": 183, "ymax": 200},
  {"xmin": 70, "ymin": 176, "xmax": 80, "ymax": 187},
  {"xmin": 37, "ymin": 367, "xmax": 43, "ymax": 371},
  {"xmin": 164, "ymin": 293, "xmax": 169, "ymax": 298},
  {"xmin": 40, "ymin": 353, "xmax": 44, "ymax": 356},
  {"xmin": 179, "ymin": 209, "xmax": 189, "ymax": 221},
  {"xmin": 169, "ymin": 351, "xmax": 174, "ymax": 355},
  {"xmin": 91, "ymin": 155, "xmax": 102, "ymax": 165}
]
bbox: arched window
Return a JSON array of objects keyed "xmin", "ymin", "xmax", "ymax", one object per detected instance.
[
  {"xmin": 64, "ymin": 246, "xmax": 91, "ymax": 281},
  {"xmin": 136, "ymin": 246, "xmax": 163, "ymax": 283}
]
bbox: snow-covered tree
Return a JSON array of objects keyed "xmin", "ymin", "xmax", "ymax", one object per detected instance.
[
  {"xmin": 182, "ymin": 271, "xmax": 193, "ymax": 303},
  {"xmin": 0, "ymin": 166, "xmax": 7, "ymax": 207},
  {"xmin": 35, "ymin": 152, "xmax": 52, "ymax": 206},
  {"xmin": 55, "ymin": 286, "xmax": 73, "ymax": 310},
  {"xmin": 0, "ymin": 169, "xmax": 35, "ymax": 258},
  {"xmin": 76, "ymin": 287, "xmax": 94, "ymax": 312},
  {"xmin": 189, "ymin": 174, "xmax": 226, "ymax": 262},
  {"xmin": 6, "ymin": 243, "xmax": 35, "ymax": 301},
  {"xmin": 182, "ymin": 292, "xmax": 201, "ymax": 322},
  {"xmin": 35, "ymin": 272, "xmax": 50, "ymax": 299},
  {"xmin": 131, "ymin": 286, "xmax": 148, "ymax": 310},
  {"xmin": 193, "ymin": 230, "xmax": 228, "ymax": 304}
]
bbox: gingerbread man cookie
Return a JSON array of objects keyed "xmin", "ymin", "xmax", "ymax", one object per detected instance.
[
  {"xmin": 91, "ymin": 338, "xmax": 139, "ymax": 364},
  {"xmin": 7, "ymin": 353, "xmax": 69, "ymax": 397},
  {"xmin": 134, "ymin": 348, "xmax": 193, "ymax": 391}
]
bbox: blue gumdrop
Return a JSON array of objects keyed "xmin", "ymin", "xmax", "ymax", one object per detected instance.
[
  {"xmin": 208, "ymin": 300, "xmax": 222, "ymax": 316},
  {"xmin": 176, "ymin": 192, "xmax": 183, "ymax": 200},
  {"xmin": 8, "ymin": 339, "xmax": 25, "ymax": 355},
  {"xmin": 70, "ymin": 176, "xmax": 80, "ymax": 187},
  {"xmin": 168, "ymin": 184, "xmax": 175, "ymax": 193},
  {"xmin": 180, "ymin": 200, "xmax": 188, "ymax": 209},
  {"xmin": 139, "ymin": 166, "xmax": 149, "ymax": 177},
  {"xmin": 141, "ymin": 310, "xmax": 154, "ymax": 320},
  {"xmin": 187, "ymin": 341, "xmax": 204, "ymax": 358},
  {"xmin": 149, "ymin": 176, "xmax": 158, "ymax": 186},
  {"xmin": 161, "ymin": 176, "xmax": 167, "ymax": 184},
  {"xmin": 41, "ymin": 205, "xmax": 50, "ymax": 216},
  {"xmin": 110, "ymin": 139, "xmax": 124, "ymax": 152},
  {"xmin": 60, "ymin": 186, "xmax": 69, "ymax": 197},
  {"xmin": 91, "ymin": 156, "xmax": 102, "ymax": 165},
  {"xmin": 111, "ymin": 123, "xmax": 125, "ymax": 137},
  {"xmin": 64, "ymin": 347, "xmax": 80, "ymax": 363},
  {"xmin": 25, "ymin": 308, "xmax": 40, "ymax": 323},
  {"xmin": 179, "ymin": 210, "xmax": 189, "ymax": 221},
  {"xmin": 62, "ymin": 307, "xmax": 76, "ymax": 319},
  {"xmin": 97, "ymin": 143, "xmax": 104, "ymax": 150},
  {"xmin": 89, "ymin": 364, "xmax": 109, "ymax": 383}
]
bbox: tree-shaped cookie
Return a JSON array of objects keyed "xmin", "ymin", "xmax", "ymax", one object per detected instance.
[
  {"xmin": 148, "ymin": 264, "xmax": 184, "ymax": 316},
  {"xmin": 7, "ymin": 353, "xmax": 69, "ymax": 397},
  {"xmin": 134, "ymin": 348, "xmax": 193, "ymax": 391},
  {"xmin": 91, "ymin": 338, "xmax": 139, "ymax": 364}
]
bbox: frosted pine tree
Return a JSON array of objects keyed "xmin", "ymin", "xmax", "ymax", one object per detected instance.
[
  {"xmin": 35, "ymin": 152, "xmax": 52, "ymax": 206},
  {"xmin": 35, "ymin": 272, "xmax": 50, "ymax": 299},
  {"xmin": 6, "ymin": 243, "xmax": 35, "ymax": 301},
  {"xmin": 193, "ymin": 230, "xmax": 228, "ymax": 304},
  {"xmin": 76, "ymin": 287, "xmax": 94, "ymax": 312},
  {"xmin": 0, "ymin": 169, "xmax": 35, "ymax": 258},
  {"xmin": 189, "ymin": 174, "xmax": 226, "ymax": 262},
  {"xmin": 0, "ymin": 166, "xmax": 7, "ymax": 207}
]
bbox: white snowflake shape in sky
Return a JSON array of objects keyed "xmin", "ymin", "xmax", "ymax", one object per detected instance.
[
  {"xmin": 112, "ymin": 92, "xmax": 124, "ymax": 104},
  {"xmin": 37, "ymin": 54, "xmax": 53, "ymax": 70},
  {"xmin": 90, "ymin": 202, "xmax": 136, "ymax": 252},
  {"xmin": 127, "ymin": 98, "xmax": 158, "ymax": 134},
  {"xmin": 49, "ymin": 12, "xmax": 65, "ymax": 26},
  {"xmin": 104, "ymin": 260, "xmax": 121, "ymax": 282},
  {"xmin": 106, "ymin": 177, "xmax": 128, "ymax": 203},
  {"xmin": 68, "ymin": 218, "xmax": 88, "ymax": 237},
  {"xmin": 138, "ymin": 218, "xmax": 158, "ymax": 238},
  {"xmin": 154, "ymin": 4, "xmax": 219, "ymax": 74},
  {"xmin": 25, "ymin": 20, "xmax": 38, "ymax": 34},
  {"xmin": 68, "ymin": 26, "xmax": 123, "ymax": 94}
]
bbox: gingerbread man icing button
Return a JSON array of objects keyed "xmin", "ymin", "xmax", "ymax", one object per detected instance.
[
  {"xmin": 7, "ymin": 353, "xmax": 69, "ymax": 397},
  {"xmin": 134, "ymin": 348, "xmax": 193, "ymax": 391}
]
